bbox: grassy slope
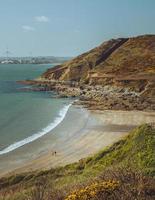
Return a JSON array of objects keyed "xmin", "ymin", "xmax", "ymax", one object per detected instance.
[
  {"xmin": 95, "ymin": 35, "xmax": 155, "ymax": 74},
  {"xmin": 56, "ymin": 124, "xmax": 155, "ymax": 187},
  {"xmin": 0, "ymin": 124, "xmax": 154, "ymax": 199}
]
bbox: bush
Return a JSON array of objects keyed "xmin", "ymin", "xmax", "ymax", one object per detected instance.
[{"xmin": 65, "ymin": 168, "xmax": 155, "ymax": 200}]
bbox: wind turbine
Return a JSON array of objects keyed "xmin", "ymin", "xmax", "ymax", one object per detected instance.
[{"xmin": 5, "ymin": 47, "xmax": 12, "ymax": 62}]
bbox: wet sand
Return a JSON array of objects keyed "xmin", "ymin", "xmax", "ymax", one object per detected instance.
[{"xmin": 0, "ymin": 106, "xmax": 155, "ymax": 177}]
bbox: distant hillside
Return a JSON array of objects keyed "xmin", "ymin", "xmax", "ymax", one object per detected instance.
[
  {"xmin": 0, "ymin": 56, "xmax": 72, "ymax": 64},
  {"xmin": 0, "ymin": 124, "xmax": 154, "ymax": 199},
  {"xmin": 42, "ymin": 35, "xmax": 155, "ymax": 96}
]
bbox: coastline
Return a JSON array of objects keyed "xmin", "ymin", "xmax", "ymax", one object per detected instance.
[
  {"xmin": 0, "ymin": 102, "xmax": 73, "ymax": 155},
  {"xmin": 1, "ymin": 105, "xmax": 155, "ymax": 177},
  {"xmin": 18, "ymin": 79, "xmax": 155, "ymax": 111}
]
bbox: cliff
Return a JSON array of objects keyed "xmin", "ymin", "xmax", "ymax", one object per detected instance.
[
  {"xmin": 19, "ymin": 35, "xmax": 155, "ymax": 111},
  {"xmin": 42, "ymin": 35, "xmax": 155, "ymax": 95},
  {"xmin": 42, "ymin": 38, "xmax": 128, "ymax": 82}
]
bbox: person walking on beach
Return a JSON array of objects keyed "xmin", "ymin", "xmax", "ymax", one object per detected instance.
[{"xmin": 52, "ymin": 151, "xmax": 57, "ymax": 156}]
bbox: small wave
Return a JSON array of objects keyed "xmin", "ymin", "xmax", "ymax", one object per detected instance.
[{"xmin": 0, "ymin": 103, "xmax": 72, "ymax": 155}]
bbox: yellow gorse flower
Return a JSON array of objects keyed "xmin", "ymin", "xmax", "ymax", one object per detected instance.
[{"xmin": 65, "ymin": 180, "xmax": 119, "ymax": 200}]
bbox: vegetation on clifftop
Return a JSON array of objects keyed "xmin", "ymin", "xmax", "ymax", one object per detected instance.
[{"xmin": 0, "ymin": 124, "xmax": 154, "ymax": 199}]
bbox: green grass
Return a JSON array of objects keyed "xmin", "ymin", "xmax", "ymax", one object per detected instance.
[
  {"xmin": 0, "ymin": 124, "xmax": 154, "ymax": 199},
  {"xmin": 83, "ymin": 124, "xmax": 155, "ymax": 175}
]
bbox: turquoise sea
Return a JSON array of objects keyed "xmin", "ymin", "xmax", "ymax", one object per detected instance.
[{"xmin": 0, "ymin": 64, "xmax": 71, "ymax": 155}]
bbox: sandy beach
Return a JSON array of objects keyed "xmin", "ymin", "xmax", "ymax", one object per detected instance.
[{"xmin": 0, "ymin": 105, "xmax": 155, "ymax": 177}]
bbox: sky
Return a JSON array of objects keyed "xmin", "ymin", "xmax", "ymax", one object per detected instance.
[{"xmin": 0, "ymin": 0, "xmax": 155, "ymax": 57}]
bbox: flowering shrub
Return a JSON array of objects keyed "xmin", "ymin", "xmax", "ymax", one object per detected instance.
[{"xmin": 65, "ymin": 180, "xmax": 119, "ymax": 200}]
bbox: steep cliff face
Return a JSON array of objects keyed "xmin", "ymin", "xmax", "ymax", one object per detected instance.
[
  {"xmin": 42, "ymin": 38, "xmax": 128, "ymax": 82},
  {"xmin": 42, "ymin": 35, "xmax": 155, "ymax": 98},
  {"xmin": 42, "ymin": 35, "xmax": 155, "ymax": 95}
]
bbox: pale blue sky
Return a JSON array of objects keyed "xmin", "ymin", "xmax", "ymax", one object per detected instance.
[{"xmin": 0, "ymin": 0, "xmax": 155, "ymax": 57}]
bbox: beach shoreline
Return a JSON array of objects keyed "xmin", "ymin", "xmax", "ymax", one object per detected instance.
[{"xmin": 0, "ymin": 105, "xmax": 155, "ymax": 178}]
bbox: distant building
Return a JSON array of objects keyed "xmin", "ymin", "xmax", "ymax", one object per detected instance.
[{"xmin": 1, "ymin": 60, "xmax": 14, "ymax": 64}]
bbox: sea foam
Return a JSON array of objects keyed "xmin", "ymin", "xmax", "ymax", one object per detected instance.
[{"xmin": 0, "ymin": 103, "xmax": 72, "ymax": 155}]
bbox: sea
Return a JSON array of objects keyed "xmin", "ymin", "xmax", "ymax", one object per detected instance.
[{"xmin": 0, "ymin": 64, "xmax": 71, "ymax": 155}]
